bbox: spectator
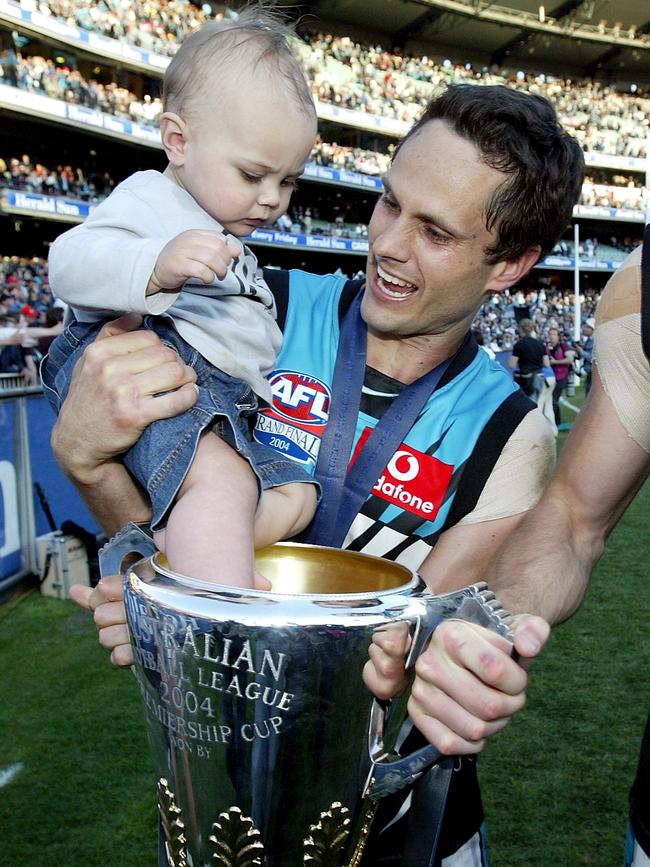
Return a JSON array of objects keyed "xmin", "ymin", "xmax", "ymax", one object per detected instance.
[
  {"xmin": 547, "ymin": 326, "xmax": 575, "ymax": 426},
  {"xmin": 574, "ymin": 316, "xmax": 595, "ymax": 395},
  {"xmin": 509, "ymin": 318, "xmax": 550, "ymax": 402}
]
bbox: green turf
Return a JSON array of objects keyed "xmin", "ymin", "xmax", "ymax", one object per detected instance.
[
  {"xmin": 480, "ymin": 477, "xmax": 650, "ymax": 866},
  {"xmin": 1, "ymin": 382, "xmax": 647, "ymax": 865},
  {"xmin": 480, "ymin": 384, "xmax": 650, "ymax": 865},
  {"xmin": 0, "ymin": 597, "xmax": 156, "ymax": 866}
]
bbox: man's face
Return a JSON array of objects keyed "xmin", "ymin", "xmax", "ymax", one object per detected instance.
[
  {"xmin": 362, "ymin": 120, "xmax": 513, "ymax": 343},
  {"xmin": 549, "ymin": 329, "xmax": 560, "ymax": 346}
]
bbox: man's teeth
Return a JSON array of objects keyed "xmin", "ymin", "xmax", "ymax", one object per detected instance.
[{"xmin": 376, "ymin": 264, "xmax": 414, "ymax": 292}]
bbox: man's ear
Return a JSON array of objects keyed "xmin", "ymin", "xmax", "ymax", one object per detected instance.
[
  {"xmin": 160, "ymin": 112, "xmax": 188, "ymax": 167},
  {"xmin": 486, "ymin": 246, "xmax": 542, "ymax": 294}
]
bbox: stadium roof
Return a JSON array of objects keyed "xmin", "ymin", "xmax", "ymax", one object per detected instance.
[{"xmin": 290, "ymin": 0, "xmax": 650, "ymax": 85}]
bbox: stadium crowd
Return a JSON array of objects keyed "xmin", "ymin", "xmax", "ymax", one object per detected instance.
[
  {"xmin": 303, "ymin": 32, "xmax": 650, "ymax": 158},
  {"xmin": 310, "ymin": 136, "xmax": 394, "ymax": 177},
  {"xmin": 2, "ymin": 51, "xmax": 163, "ymax": 122},
  {"xmin": 0, "ymin": 252, "xmax": 601, "ymax": 366},
  {"xmin": 0, "ymin": 2, "xmax": 646, "ymax": 384},
  {"xmin": 474, "ymin": 283, "xmax": 600, "ymax": 352},
  {"xmin": 17, "ymin": 0, "xmax": 216, "ymax": 58},
  {"xmin": 2, "ymin": 52, "xmax": 648, "ymax": 226},
  {"xmin": 1, "ymin": 12, "xmax": 649, "ymax": 163},
  {"xmin": 0, "ymin": 153, "xmax": 115, "ymax": 202},
  {"xmin": 0, "ymin": 256, "xmax": 63, "ymax": 385}
]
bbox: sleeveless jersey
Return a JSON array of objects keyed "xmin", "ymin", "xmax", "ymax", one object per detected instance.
[{"xmin": 257, "ymin": 268, "xmax": 534, "ymax": 572}]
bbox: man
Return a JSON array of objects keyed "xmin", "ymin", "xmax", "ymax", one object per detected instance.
[
  {"xmin": 547, "ymin": 325, "xmax": 575, "ymax": 426},
  {"xmin": 54, "ymin": 84, "xmax": 584, "ymax": 865},
  {"xmin": 509, "ymin": 317, "xmax": 549, "ymax": 401},
  {"xmin": 398, "ymin": 233, "xmax": 650, "ymax": 864},
  {"xmin": 576, "ymin": 316, "xmax": 595, "ymax": 395}
]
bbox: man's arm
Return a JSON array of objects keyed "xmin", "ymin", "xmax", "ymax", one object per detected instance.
[
  {"xmin": 405, "ymin": 367, "xmax": 649, "ymax": 754},
  {"xmin": 549, "ymin": 348, "xmax": 575, "ymax": 368},
  {"xmin": 417, "ymin": 512, "xmax": 525, "ymax": 593},
  {"xmin": 393, "ymin": 513, "xmax": 548, "ymax": 754},
  {"xmin": 487, "ymin": 367, "xmax": 650, "ymax": 623},
  {"xmin": 51, "ymin": 313, "xmax": 198, "ymax": 534},
  {"xmin": 363, "ymin": 405, "xmax": 556, "ymax": 749}
]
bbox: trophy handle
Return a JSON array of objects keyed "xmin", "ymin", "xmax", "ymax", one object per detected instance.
[
  {"xmin": 98, "ymin": 522, "xmax": 158, "ymax": 578},
  {"xmin": 363, "ymin": 582, "xmax": 514, "ymax": 801},
  {"xmin": 404, "ymin": 581, "xmax": 513, "ymax": 668},
  {"xmin": 363, "ymin": 699, "xmax": 442, "ymax": 800}
]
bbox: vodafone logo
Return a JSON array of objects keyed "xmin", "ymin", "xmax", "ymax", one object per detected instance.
[
  {"xmin": 267, "ymin": 370, "xmax": 330, "ymax": 426},
  {"xmin": 351, "ymin": 429, "xmax": 454, "ymax": 520},
  {"xmin": 386, "ymin": 450, "xmax": 420, "ymax": 482}
]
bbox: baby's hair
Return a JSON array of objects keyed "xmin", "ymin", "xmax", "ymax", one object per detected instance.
[{"xmin": 163, "ymin": 3, "xmax": 314, "ymax": 120}]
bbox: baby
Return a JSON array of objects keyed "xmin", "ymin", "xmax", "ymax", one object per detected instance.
[{"xmin": 43, "ymin": 7, "xmax": 319, "ymax": 588}]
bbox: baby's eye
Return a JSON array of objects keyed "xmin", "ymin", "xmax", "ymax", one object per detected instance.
[
  {"xmin": 240, "ymin": 170, "xmax": 263, "ymax": 184},
  {"xmin": 281, "ymin": 178, "xmax": 298, "ymax": 190}
]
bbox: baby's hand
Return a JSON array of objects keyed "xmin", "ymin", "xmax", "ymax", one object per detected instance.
[
  {"xmin": 363, "ymin": 621, "xmax": 411, "ymax": 701},
  {"xmin": 148, "ymin": 230, "xmax": 242, "ymax": 294}
]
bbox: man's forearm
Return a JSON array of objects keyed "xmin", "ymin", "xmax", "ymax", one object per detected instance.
[
  {"xmin": 487, "ymin": 370, "xmax": 650, "ymax": 624},
  {"xmin": 52, "ymin": 419, "xmax": 151, "ymax": 535},
  {"xmin": 71, "ymin": 461, "xmax": 152, "ymax": 536},
  {"xmin": 486, "ymin": 484, "xmax": 602, "ymax": 624}
]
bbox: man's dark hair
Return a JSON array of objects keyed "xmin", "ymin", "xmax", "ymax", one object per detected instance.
[{"xmin": 399, "ymin": 84, "xmax": 585, "ymax": 264}]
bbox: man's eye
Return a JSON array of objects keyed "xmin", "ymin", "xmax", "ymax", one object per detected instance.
[
  {"xmin": 380, "ymin": 193, "xmax": 398, "ymax": 210},
  {"xmin": 425, "ymin": 226, "xmax": 450, "ymax": 243}
]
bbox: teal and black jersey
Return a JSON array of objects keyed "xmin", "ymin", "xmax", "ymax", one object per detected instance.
[{"xmin": 258, "ymin": 267, "xmax": 535, "ymax": 571}]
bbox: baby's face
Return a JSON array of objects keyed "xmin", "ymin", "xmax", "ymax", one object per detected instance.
[{"xmin": 176, "ymin": 78, "xmax": 316, "ymax": 238}]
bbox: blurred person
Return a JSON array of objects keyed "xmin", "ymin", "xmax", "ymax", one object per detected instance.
[
  {"xmin": 473, "ymin": 328, "xmax": 495, "ymax": 360},
  {"xmin": 509, "ymin": 317, "xmax": 549, "ymax": 401},
  {"xmin": 536, "ymin": 362, "xmax": 557, "ymax": 435},
  {"xmin": 576, "ymin": 316, "xmax": 595, "ymax": 395},
  {"xmin": 36, "ymin": 306, "xmax": 64, "ymax": 356},
  {"xmin": 0, "ymin": 313, "xmax": 26, "ymax": 375},
  {"xmin": 58, "ymin": 83, "xmax": 584, "ymax": 867},
  {"xmin": 44, "ymin": 6, "xmax": 319, "ymax": 589},
  {"xmin": 547, "ymin": 326, "xmax": 575, "ymax": 426}
]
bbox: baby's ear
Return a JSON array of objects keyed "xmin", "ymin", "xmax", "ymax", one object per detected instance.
[{"xmin": 160, "ymin": 112, "xmax": 188, "ymax": 166}]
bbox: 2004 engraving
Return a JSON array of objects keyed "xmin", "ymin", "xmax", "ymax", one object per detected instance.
[{"xmin": 133, "ymin": 620, "xmax": 294, "ymax": 752}]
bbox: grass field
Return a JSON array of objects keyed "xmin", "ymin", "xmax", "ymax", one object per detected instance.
[{"xmin": 1, "ymin": 390, "xmax": 648, "ymax": 866}]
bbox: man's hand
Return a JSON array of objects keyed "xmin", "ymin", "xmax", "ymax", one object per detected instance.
[
  {"xmin": 149, "ymin": 230, "xmax": 242, "ymax": 294},
  {"xmin": 51, "ymin": 313, "xmax": 197, "ymax": 483},
  {"xmin": 407, "ymin": 615, "xmax": 550, "ymax": 755},
  {"xmin": 363, "ymin": 621, "xmax": 411, "ymax": 701},
  {"xmin": 69, "ymin": 570, "xmax": 273, "ymax": 669},
  {"xmin": 70, "ymin": 575, "xmax": 133, "ymax": 667}
]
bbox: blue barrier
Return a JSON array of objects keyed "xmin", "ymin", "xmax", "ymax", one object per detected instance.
[
  {"xmin": 0, "ymin": 399, "xmax": 21, "ymax": 578},
  {"xmin": 0, "ymin": 389, "xmax": 99, "ymax": 583}
]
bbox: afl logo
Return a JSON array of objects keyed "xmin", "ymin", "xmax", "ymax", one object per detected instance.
[{"xmin": 268, "ymin": 371, "xmax": 331, "ymax": 425}]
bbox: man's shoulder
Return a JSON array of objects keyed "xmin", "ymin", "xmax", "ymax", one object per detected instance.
[
  {"xmin": 456, "ymin": 407, "xmax": 555, "ymax": 527},
  {"xmin": 597, "ymin": 247, "xmax": 641, "ymax": 326}
]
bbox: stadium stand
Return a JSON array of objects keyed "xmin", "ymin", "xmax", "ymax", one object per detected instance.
[{"xmin": 0, "ymin": 0, "xmax": 648, "ymax": 331}]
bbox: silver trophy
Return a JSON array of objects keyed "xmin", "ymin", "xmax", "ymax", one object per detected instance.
[{"xmin": 102, "ymin": 525, "xmax": 513, "ymax": 867}]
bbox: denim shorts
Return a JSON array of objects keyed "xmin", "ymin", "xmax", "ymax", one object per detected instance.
[{"xmin": 41, "ymin": 317, "xmax": 317, "ymax": 531}]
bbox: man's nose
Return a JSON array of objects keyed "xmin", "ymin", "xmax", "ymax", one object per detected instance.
[{"xmin": 372, "ymin": 215, "xmax": 410, "ymax": 262}]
